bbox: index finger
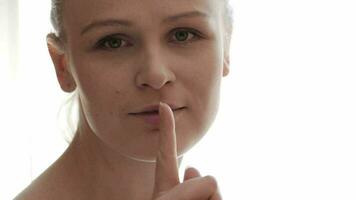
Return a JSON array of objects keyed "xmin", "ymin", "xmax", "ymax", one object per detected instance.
[{"xmin": 152, "ymin": 102, "xmax": 180, "ymax": 197}]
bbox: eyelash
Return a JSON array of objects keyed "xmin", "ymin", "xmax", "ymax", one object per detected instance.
[{"xmin": 95, "ymin": 28, "xmax": 202, "ymax": 50}]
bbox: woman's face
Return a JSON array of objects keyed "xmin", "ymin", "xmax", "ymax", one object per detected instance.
[{"xmin": 57, "ymin": 0, "xmax": 230, "ymax": 161}]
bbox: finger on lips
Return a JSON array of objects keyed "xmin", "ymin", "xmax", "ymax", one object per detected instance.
[
  {"xmin": 152, "ymin": 102, "xmax": 221, "ymax": 200},
  {"xmin": 152, "ymin": 102, "xmax": 180, "ymax": 197}
]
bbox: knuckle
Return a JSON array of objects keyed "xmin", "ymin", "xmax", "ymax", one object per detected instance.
[{"xmin": 204, "ymin": 175, "xmax": 218, "ymax": 191}]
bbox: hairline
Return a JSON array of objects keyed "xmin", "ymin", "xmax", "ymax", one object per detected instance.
[{"xmin": 51, "ymin": 0, "xmax": 234, "ymax": 44}]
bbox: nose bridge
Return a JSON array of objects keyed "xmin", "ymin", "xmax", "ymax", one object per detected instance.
[
  {"xmin": 144, "ymin": 39, "xmax": 163, "ymax": 67},
  {"xmin": 136, "ymin": 39, "xmax": 175, "ymax": 90}
]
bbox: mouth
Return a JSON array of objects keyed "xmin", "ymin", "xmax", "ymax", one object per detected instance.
[
  {"xmin": 129, "ymin": 107, "xmax": 186, "ymax": 125},
  {"xmin": 129, "ymin": 107, "xmax": 186, "ymax": 115}
]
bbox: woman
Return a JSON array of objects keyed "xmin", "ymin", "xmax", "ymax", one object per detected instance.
[{"xmin": 15, "ymin": 0, "xmax": 234, "ymax": 199}]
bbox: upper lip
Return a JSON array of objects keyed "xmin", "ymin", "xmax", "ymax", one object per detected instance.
[{"xmin": 129, "ymin": 103, "xmax": 184, "ymax": 114}]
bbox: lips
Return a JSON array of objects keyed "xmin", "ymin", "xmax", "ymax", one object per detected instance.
[
  {"xmin": 129, "ymin": 106, "xmax": 186, "ymax": 125},
  {"xmin": 129, "ymin": 104, "xmax": 184, "ymax": 115}
]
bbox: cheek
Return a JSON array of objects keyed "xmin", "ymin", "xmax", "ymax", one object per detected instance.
[
  {"xmin": 188, "ymin": 43, "xmax": 223, "ymax": 100},
  {"xmin": 71, "ymin": 51, "xmax": 131, "ymax": 103},
  {"xmin": 180, "ymin": 46, "xmax": 223, "ymax": 142},
  {"xmin": 70, "ymin": 55, "xmax": 132, "ymax": 130}
]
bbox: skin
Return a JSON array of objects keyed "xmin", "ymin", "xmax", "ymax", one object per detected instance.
[{"xmin": 15, "ymin": 0, "xmax": 230, "ymax": 199}]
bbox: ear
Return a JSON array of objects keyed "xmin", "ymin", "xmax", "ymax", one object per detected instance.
[
  {"xmin": 222, "ymin": 30, "xmax": 231, "ymax": 77},
  {"xmin": 223, "ymin": 54, "xmax": 230, "ymax": 77},
  {"xmin": 46, "ymin": 33, "xmax": 76, "ymax": 92}
]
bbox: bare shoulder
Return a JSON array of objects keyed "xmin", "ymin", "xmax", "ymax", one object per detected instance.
[
  {"xmin": 13, "ymin": 154, "xmax": 81, "ymax": 200},
  {"xmin": 13, "ymin": 179, "xmax": 49, "ymax": 200},
  {"xmin": 13, "ymin": 166, "xmax": 68, "ymax": 200}
]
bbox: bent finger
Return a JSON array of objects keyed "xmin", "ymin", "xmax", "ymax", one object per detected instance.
[
  {"xmin": 163, "ymin": 176, "xmax": 219, "ymax": 199},
  {"xmin": 183, "ymin": 166, "xmax": 202, "ymax": 182}
]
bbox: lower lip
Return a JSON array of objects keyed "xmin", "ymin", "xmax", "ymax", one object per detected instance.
[{"xmin": 130, "ymin": 107, "xmax": 185, "ymax": 126}]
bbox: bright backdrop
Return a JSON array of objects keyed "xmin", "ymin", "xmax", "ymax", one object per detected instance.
[{"xmin": 1, "ymin": 0, "xmax": 355, "ymax": 199}]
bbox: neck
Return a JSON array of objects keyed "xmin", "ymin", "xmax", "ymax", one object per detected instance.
[{"xmin": 61, "ymin": 125, "xmax": 183, "ymax": 200}]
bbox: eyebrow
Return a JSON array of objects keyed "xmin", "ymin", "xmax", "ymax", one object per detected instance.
[{"xmin": 80, "ymin": 10, "xmax": 209, "ymax": 35}]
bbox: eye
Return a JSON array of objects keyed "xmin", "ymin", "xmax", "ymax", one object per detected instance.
[
  {"xmin": 96, "ymin": 35, "xmax": 130, "ymax": 50},
  {"xmin": 171, "ymin": 28, "xmax": 201, "ymax": 43}
]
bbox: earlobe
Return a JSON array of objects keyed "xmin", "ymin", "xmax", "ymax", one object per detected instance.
[
  {"xmin": 46, "ymin": 33, "xmax": 76, "ymax": 92},
  {"xmin": 223, "ymin": 56, "xmax": 230, "ymax": 77}
]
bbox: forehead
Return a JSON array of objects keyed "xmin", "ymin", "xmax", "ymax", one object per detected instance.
[{"xmin": 63, "ymin": 0, "xmax": 223, "ymax": 32}]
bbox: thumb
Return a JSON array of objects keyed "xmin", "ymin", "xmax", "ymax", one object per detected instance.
[{"xmin": 183, "ymin": 166, "xmax": 202, "ymax": 182}]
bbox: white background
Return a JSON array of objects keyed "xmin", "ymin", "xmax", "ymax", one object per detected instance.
[{"xmin": 1, "ymin": 0, "xmax": 356, "ymax": 199}]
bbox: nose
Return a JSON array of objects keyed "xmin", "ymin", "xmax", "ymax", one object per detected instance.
[{"xmin": 135, "ymin": 45, "xmax": 176, "ymax": 90}]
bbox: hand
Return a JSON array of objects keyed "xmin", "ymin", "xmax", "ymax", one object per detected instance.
[{"xmin": 151, "ymin": 102, "xmax": 222, "ymax": 200}]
